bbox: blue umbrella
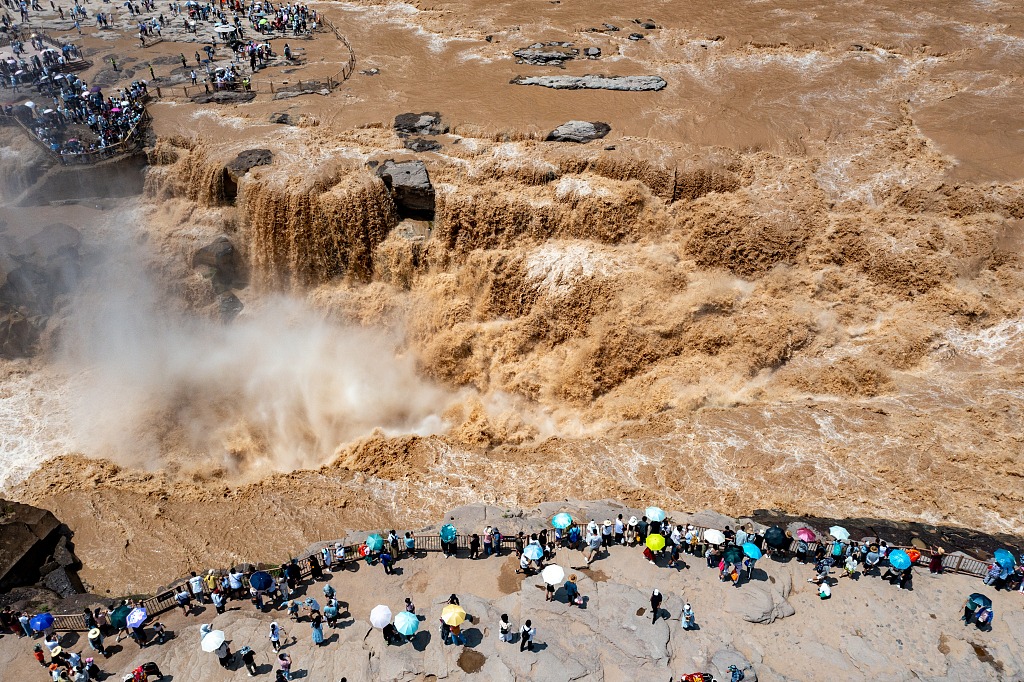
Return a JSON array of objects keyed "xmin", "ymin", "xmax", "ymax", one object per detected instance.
[
  {"xmin": 126, "ymin": 607, "xmax": 147, "ymax": 628},
  {"xmin": 742, "ymin": 542, "xmax": 762, "ymax": 560},
  {"xmin": 249, "ymin": 571, "xmax": 273, "ymax": 591},
  {"xmin": 523, "ymin": 543, "xmax": 544, "ymax": 561},
  {"xmin": 30, "ymin": 613, "xmax": 54, "ymax": 631},
  {"xmin": 993, "ymin": 549, "xmax": 1016, "ymax": 570},
  {"xmin": 394, "ymin": 610, "xmax": 419, "ymax": 636},
  {"xmin": 645, "ymin": 507, "xmax": 666, "ymax": 522},
  {"xmin": 366, "ymin": 534, "xmax": 385, "ymax": 552},
  {"xmin": 552, "ymin": 513, "xmax": 573, "ymax": 529},
  {"xmin": 888, "ymin": 549, "xmax": 911, "ymax": 570},
  {"xmin": 439, "ymin": 524, "xmax": 457, "ymax": 543}
]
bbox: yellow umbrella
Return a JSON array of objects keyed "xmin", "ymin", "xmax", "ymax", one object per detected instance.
[
  {"xmin": 645, "ymin": 533, "xmax": 666, "ymax": 552},
  {"xmin": 441, "ymin": 603, "xmax": 467, "ymax": 626}
]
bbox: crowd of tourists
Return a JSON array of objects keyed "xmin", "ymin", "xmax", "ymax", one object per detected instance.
[
  {"xmin": 3, "ymin": 76, "xmax": 148, "ymax": 157},
  {"xmin": 3, "ymin": 508, "xmax": 1021, "ymax": 681}
]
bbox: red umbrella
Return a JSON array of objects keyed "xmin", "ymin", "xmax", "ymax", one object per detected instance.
[{"xmin": 796, "ymin": 528, "xmax": 816, "ymax": 542}]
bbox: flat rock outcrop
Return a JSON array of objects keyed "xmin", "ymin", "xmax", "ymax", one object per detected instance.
[
  {"xmin": 546, "ymin": 120, "xmax": 611, "ymax": 143},
  {"xmin": 511, "ymin": 74, "xmax": 667, "ymax": 91}
]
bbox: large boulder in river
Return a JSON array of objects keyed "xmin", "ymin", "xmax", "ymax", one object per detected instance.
[
  {"xmin": 192, "ymin": 236, "xmax": 242, "ymax": 292},
  {"xmin": 0, "ymin": 499, "xmax": 63, "ymax": 591},
  {"xmin": 546, "ymin": 120, "xmax": 611, "ymax": 143},
  {"xmin": 225, "ymin": 149, "xmax": 273, "ymax": 181},
  {"xmin": 511, "ymin": 74, "xmax": 667, "ymax": 91},
  {"xmin": 376, "ymin": 160, "xmax": 435, "ymax": 215},
  {"xmin": 394, "ymin": 112, "xmax": 447, "ymax": 136}
]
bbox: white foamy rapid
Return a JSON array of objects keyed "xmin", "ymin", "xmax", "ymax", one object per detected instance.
[{"xmin": 0, "ymin": 364, "xmax": 73, "ymax": 490}]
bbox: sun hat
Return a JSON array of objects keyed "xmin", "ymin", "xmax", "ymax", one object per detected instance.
[
  {"xmin": 628, "ymin": 516, "xmax": 638, "ymax": 526},
  {"xmin": 52, "ymin": 646, "xmax": 63, "ymax": 655},
  {"xmin": 684, "ymin": 603, "xmax": 691, "ymax": 609},
  {"xmin": 652, "ymin": 589, "xmax": 660, "ymax": 595},
  {"xmin": 569, "ymin": 574, "xmax": 577, "ymax": 582},
  {"xmin": 88, "ymin": 627, "xmax": 101, "ymax": 639},
  {"xmin": 603, "ymin": 520, "xmax": 611, "ymax": 525}
]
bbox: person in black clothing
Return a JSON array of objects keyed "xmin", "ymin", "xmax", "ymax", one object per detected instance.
[
  {"xmin": 309, "ymin": 554, "xmax": 323, "ymax": 581},
  {"xmin": 447, "ymin": 594, "xmax": 460, "ymax": 606},
  {"xmin": 285, "ymin": 560, "xmax": 301, "ymax": 590},
  {"xmin": 469, "ymin": 534, "xmax": 480, "ymax": 559},
  {"xmin": 382, "ymin": 623, "xmax": 399, "ymax": 645},
  {"xmin": 241, "ymin": 647, "xmax": 257, "ymax": 676},
  {"xmin": 650, "ymin": 589, "xmax": 663, "ymax": 624},
  {"xmin": 82, "ymin": 608, "xmax": 97, "ymax": 631}
]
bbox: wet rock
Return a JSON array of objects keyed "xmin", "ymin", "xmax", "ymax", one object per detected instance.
[
  {"xmin": 225, "ymin": 149, "xmax": 272, "ymax": 180},
  {"xmin": 584, "ymin": 47, "xmax": 602, "ymax": 58},
  {"xmin": 217, "ymin": 292, "xmax": 244, "ymax": 322},
  {"xmin": 376, "ymin": 160, "xmax": 435, "ymax": 215},
  {"xmin": 513, "ymin": 46, "xmax": 578, "ymax": 65},
  {"xmin": 189, "ymin": 90, "xmax": 257, "ymax": 104},
  {"xmin": 268, "ymin": 112, "xmax": 292, "ymax": 124},
  {"xmin": 43, "ymin": 566, "xmax": 84, "ymax": 598},
  {"xmin": 0, "ymin": 311, "xmax": 36, "ymax": 357},
  {"xmin": 628, "ymin": 33, "xmax": 645, "ymax": 41},
  {"xmin": 404, "ymin": 138, "xmax": 442, "ymax": 153},
  {"xmin": 603, "ymin": 23, "xmax": 619, "ymax": 31},
  {"xmin": 511, "ymin": 74, "xmax": 667, "ymax": 91},
  {"xmin": 272, "ymin": 88, "xmax": 329, "ymax": 100},
  {"xmin": 394, "ymin": 112, "xmax": 448, "ymax": 136},
  {"xmin": 0, "ymin": 499, "xmax": 64, "ymax": 591},
  {"xmin": 359, "ymin": 67, "xmax": 380, "ymax": 76},
  {"xmin": 546, "ymin": 120, "xmax": 611, "ymax": 143},
  {"xmin": 52, "ymin": 535, "xmax": 79, "ymax": 569},
  {"xmin": 192, "ymin": 236, "xmax": 241, "ymax": 292},
  {"xmin": 639, "ymin": 21, "xmax": 657, "ymax": 29}
]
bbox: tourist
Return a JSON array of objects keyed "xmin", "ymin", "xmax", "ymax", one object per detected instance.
[
  {"xmin": 215, "ymin": 639, "xmax": 233, "ymax": 668},
  {"xmin": 33, "ymin": 644, "xmax": 46, "ymax": 666},
  {"xmin": 842, "ymin": 554, "xmax": 858, "ymax": 578},
  {"xmin": 643, "ymin": 545, "xmax": 657, "ymax": 565},
  {"xmin": 625, "ymin": 517, "xmax": 637, "ymax": 546},
  {"xmin": 87, "ymin": 628, "xmax": 106, "ymax": 657},
  {"xmin": 614, "ymin": 515, "xmax": 625, "ymax": 544},
  {"xmin": 565, "ymin": 574, "xmax": 582, "ymax": 606},
  {"xmin": 152, "ymin": 621, "xmax": 166, "ymax": 644},
  {"xmin": 323, "ymin": 583, "xmax": 336, "ymax": 599},
  {"xmin": 517, "ymin": 552, "xmax": 532, "ymax": 575},
  {"xmin": 727, "ymin": 664, "xmax": 745, "ymax": 682},
  {"xmin": 637, "ymin": 516, "xmax": 649, "ymax": 544},
  {"xmin": 681, "ymin": 603, "xmax": 695, "ymax": 630},
  {"xmin": 602, "ymin": 519, "xmax": 613, "ymax": 546},
  {"xmin": 277, "ymin": 652, "xmax": 292, "ymax": 680},
  {"xmin": 404, "ymin": 598, "xmax": 415, "ymax": 614},
  {"xmin": 469, "ymin": 534, "xmax": 480, "ymax": 559},
  {"xmin": 449, "ymin": 621, "xmax": 465, "ymax": 646},
  {"xmin": 545, "ymin": 580, "xmax": 555, "ymax": 601},
  {"xmin": 188, "ymin": 571, "xmax": 205, "ymax": 603},
  {"xmin": 380, "ymin": 550, "xmax": 394, "ymax": 575},
  {"xmin": 483, "ymin": 527, "xmax": 494, "ymax": 556},
  {"xmin": 229, "ymin": 567, "xmax": 245, "ymax": 597},
  {"xmin": 706, "ymin": 544, "xmax": 721, "ymax": 569},
  {"xmin": 585, "ymin": 527, "xmax": 602, "ymax": 565},
  {"xmin": 650, "ymin": 589, "xmax": 663, "ymax": 624},
  {"xmin": 311, "ymin": 611, "xmax": 324, "ymax": 646},
  {"xmin": 285, "ymin": 600, "xmax": 299, "ymax": 621},
  {"xmin": 519, "ymin": 619, "xmax": 535, "ymax": 652},
  {"xmin": 382, "ymin": 622, "xmax": 400, "ymax": 645},
  {"xmin": 212, "ymin": 590, "xmax": 226, "ymax": 614},
  {"xmin": 309, "ymin": 553, "xmax": 323, "ymax": 581},
  {"xmin": 448, "ymin": 594, "xmax": 460, "ymax": 606},
  {"xmin": 324, "ymin": 599, "xmax": 339, "ymax": 628},
  {"xmin": 203, "ymin": 570, "xmax": 219, "ymax": 597},
  {"xmin": 174, "ymin": 589, "xmax": 191, "ymax": 615},
  {"xmin": 269, "ymin": 621, "xmax": 282, "ymax": 651},
  {"xmin": 499, "ymin": 614, "xmax": 512, "ymax": 642},
  {"xmin": 241, "ymin": 645, "xmax": 257, "ymax": 676},
  {"xmin": 404, "ymin": 532, "xmax": 415, "ymax": 555},
  {"xmin": 929, "ymin": 548, "xmax": 944, "ymax": 574}
]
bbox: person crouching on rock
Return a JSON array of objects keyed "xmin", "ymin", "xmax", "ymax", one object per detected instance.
[{"xmin": 215, "ymin": 640, "xmax": 233, "ymax": 668}]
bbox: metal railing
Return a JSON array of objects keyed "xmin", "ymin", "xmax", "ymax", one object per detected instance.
[
  {"xmin": 39, "ymin": 517, "xmax": 1000, "ymax": 633},
  {"xmin": 149, "ymin": 16, "xmax": 354, "ymax": 101},
  {"xmin": 2, "ymin": 106, "xmax": 150, "ymax": 164}
]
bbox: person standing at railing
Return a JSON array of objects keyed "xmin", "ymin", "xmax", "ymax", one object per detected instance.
[{"xmin": 188, "ymin": 571, "xmax": 205, "ymax": 604}]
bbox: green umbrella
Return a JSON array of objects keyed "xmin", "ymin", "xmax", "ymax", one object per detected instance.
[
  {"xmin": 109, "ymin": 604, "xmax": 132, "ymax": 629},
  {"xmin": 723, "ymin": 545, "xmax": 743, "ymax": 564}
]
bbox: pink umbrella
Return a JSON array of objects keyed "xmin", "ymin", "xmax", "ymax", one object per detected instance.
[
  {"xmin": 111, "ymin": 107, "xmax": 122, "ymax": 112},
  {"xmin": 796, "ymin": 528, "xmax": 816, "ymax": 542}
]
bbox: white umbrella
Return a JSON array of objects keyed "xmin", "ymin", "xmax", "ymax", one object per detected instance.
[
  {"xmin": 829, "ymin": 526, "xmax": 851, "ymax": 541},
  {"xmin": 703, "ymin": 528, "xmax": 725, "ymax": 545},
  {"xmin": 541, "ymin": 565, "xmax": 564, "ymax": 585},
  {"xmin": 24, "ymin": 101, "xmax": 36, "ymax": 108},
  {"xmin": 201, "ymin": 630, "xmax": 226, "ymax": 652},
  {"xmin": 214, "ymin": 25, "xmax": 236, "ymax": 32},
  {"xmin": 369, "ymin": 605, "xmax": 392, "ymax": 629}
]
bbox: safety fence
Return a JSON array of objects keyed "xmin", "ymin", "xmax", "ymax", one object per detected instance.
[
  {"xmin": 1, "ymin": 105, "xmax": 150, "ymax": 164},
  {"xmin": 149, "ymin": 17, "xmax": 354, "ymax": 101},
  {"xmin": 40, "ymin": 518, "xmax": 997, "ymax": 632}
]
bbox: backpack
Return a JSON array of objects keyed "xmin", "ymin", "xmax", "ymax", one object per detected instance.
[{"xmin": 832, "ymin": 543, "xmax": 844, "ymax": 557}]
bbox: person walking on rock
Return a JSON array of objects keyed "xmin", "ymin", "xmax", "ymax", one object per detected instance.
[
  {"xmin": 499, "ymin": 614, "xmax": 512, "ymax": 642},
  {"xmin": 241, "ymin": 646, "xmax": 257, "ymax": 676},
  {"xmin": 268, "ymin": 622, "xmax": 282, "ymax": 652},
  {"xmin": 681, "ymin": 603, "xmax": 695, "ymax": 630},
  {"xmin": 519, "ymin": 620, "xmax": 535, "ymax": 652},
  {"xmin": 277, "ymin": 652, "xmax": 292, "ymax": 680},
  {"xmin": 650, "ymin": 589, "xmax": 663, "ymax": 624}
]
